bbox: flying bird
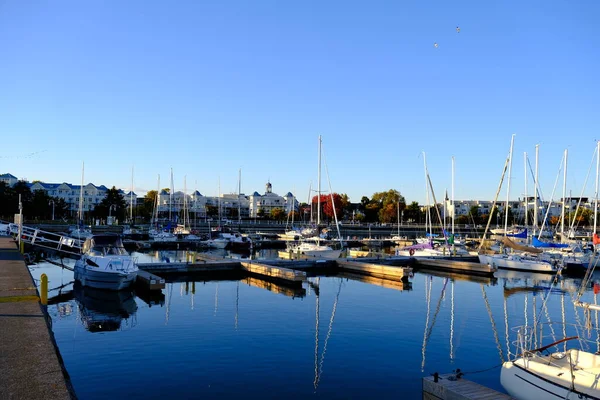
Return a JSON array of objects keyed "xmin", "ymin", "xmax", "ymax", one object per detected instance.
[
  {"xmin": 434, "ymin": 42, "xmax": 439, "ymax": 48},
  {"xmin": 456, "ymin": 26, "xmax": 460, "ymax": 33}
]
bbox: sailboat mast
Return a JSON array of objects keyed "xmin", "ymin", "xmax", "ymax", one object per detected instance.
[
  {"xmin": 524, "ymin": 152, "xmax": 528, "ymax": 228},
  {"xmin": 504, "ymin": 134, "xmax": 515, "ymax": 233},
  {"xmin": 451, "ymin": 156, "xmax": 455, "ymax": 235},
  {"xmin": 79, "ymin": 162, "xmax": 84, "ymax": 223},
  {"xmin": 169, "ymin": 168, "xmax": 173, "ymax": 223},
  {"xmin": 317, "ymin": 135, "xmax": 322, "ymax": 227},
  {"xmin": 130, "ymin": 165, "xmax": 134, "ymax": 223},
  {"xmin": 238, "ymin": 169, "xmax": 242, "ymax": 224},
  {"xmin": 534, "ymin": 144, "xmax": 539, "ymax": 233},
  {"xmin": 155, "ymin": 174, "xmax": 160, "ymax": 227},
  {"xmin": 561, "ymin": 149, "xmax": 568, "ymax": 240},
  {"xmin": 595, "ymin": 141, "xmax": 599, "ymax": 234},
  {"xmin": 423, "ymin": 152, "xmax": 431, "ymax": 235}
]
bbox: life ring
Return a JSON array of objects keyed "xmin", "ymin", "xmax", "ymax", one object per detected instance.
[{"xmin": 409, "ymin": 248, "xmax": 415, "ymax": 256}]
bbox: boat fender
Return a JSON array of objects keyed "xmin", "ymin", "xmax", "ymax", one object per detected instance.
[{"xmin": 409, "ymin": 248, "xmax": 415, "ymax": 256}]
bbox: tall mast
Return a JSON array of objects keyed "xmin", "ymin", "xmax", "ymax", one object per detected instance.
[
  {"xmin": 184, "ymin": 176, "xmax": 188, "ymax": 230},
  {"xmin": 317, "ymin": 135, "xmax": 322, "ymax": 227},
  {"xmin": 154, "ymin": 174, "xmax": 160, "ymax": 227},
  {"xmin": 504, "ymin": 134, "xmax": 515, "ymax": 233},
  {"xmin": 451, "ymin": 156, "xmax": 455, "ymax": 235},
  {"xmin": 534, "ymin": 144, "xmax": 539, "ymax": 233},
  {"xmin": 524, "ymin": 152, "xmax": 528, "ymax": 228},
  {"xmin": 169, "ymin": 168, "xmax": 173, "ymax": 223},
  {"xmin": 238, "ymin": 168, "xmax": 242, "ymax": 224},
  {"xmin": 595, "ymin": 141, "xmax": 599, "ymax": 234},
  {"xmin": 561, "ymin": 149, "xmax": 568, "ymax": 240},
  {"xmin": 130, "ymin": 165, "xmax": 134, "ymax": 223},
  {"xmin": 79, "ymin": 161, "xmax": 84, "ymax": 223},
  {"xmin": 423, "ymin": 152, "xmax": 431, "ymax": 235}
]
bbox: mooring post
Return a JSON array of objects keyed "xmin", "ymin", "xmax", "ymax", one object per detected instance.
[{"xmin": 40, "ymin": 274, "xmax": 48, "ymax": 305}]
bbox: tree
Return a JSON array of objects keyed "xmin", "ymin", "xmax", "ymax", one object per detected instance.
[
  {"xmin": 205, "ymin": 205, "xmax": 218, "ymax": 218},
  {"xmin": 468, "ymin": 206, "xmax": 480, "ymax": 224},
  {"xmin": 311, "ymin": 193, "xmax": 344, "ymax": 222},
  {"xmin": 366, "ymin": 190, "xmax": 406, "ymax": 223},
  {"xmin": 270, "ymin": 207, "xmax": 285, "ymax": 221},
  {"xmin": 403, "ymin": 201, "xmax": 422, "ymax": 223},
  {"xmin": 93, "ymin": 187, "xmax": 128, "ymax": 221}
]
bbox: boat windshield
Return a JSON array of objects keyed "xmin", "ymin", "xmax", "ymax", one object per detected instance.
[{"xmin": 83, "ymin": 235, "xmax": 128, "ymax": 256}]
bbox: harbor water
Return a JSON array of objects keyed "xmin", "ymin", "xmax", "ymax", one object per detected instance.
[{"xmin": 28, "ymin": 251, "xmax": 600, "ymax": 399}]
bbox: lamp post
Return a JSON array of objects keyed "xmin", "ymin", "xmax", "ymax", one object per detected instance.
[
  {"xmin": 109, "ymin": 204, "xmax": 117, "ymax": 224},
  {"xmin": 49, "ymin": 200, "xmax": 55, "ymax": 221}
]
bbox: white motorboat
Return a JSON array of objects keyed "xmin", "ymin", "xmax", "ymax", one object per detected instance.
[
  {"xmin": 74, "ymin": 284, "xmax": 138, "ymax": 332},
  {"xmin": 151, "ymin": 231, "xmax": 177, "ymax": 242},
  {"xmin": 282, "ymin": 242, "xmax": 341, "ymax": 259},
  {"xmin": 74, "ymin": 234, "xmax": 138, "ymax": 290}
]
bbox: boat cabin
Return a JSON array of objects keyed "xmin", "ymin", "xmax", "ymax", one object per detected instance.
[{"xmin": 82, "ymin": 235, "xmax": 129, "ymax": 256}]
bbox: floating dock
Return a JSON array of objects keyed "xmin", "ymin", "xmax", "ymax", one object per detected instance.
[
  {"xmin": 240, "ymin": 260, "xmax": 306, "ymax": 284},
  {"xmin": 423, "ymin": 373, "xmax": 514, "ymax": 399},
  {"xmin": 336, "ymin": 259, "xmax": 412, "ymax": 281},
  {"xmin": 135, "ymin": 270, "xmax": 166, "ymax": 290},
  {"xmin": 414, "ymin": 258, "xmax": 496, "ymax": 276}
]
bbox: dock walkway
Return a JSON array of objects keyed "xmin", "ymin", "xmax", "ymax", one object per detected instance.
[
  {"xmin": 423, "ymin": 373, "xmax": 514, "ymax": 399},
  {"xmin": 0, "ymin": 237, "xmax": 73, "ymax": 400}
]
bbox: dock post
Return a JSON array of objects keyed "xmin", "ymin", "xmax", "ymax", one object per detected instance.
[
  {"xmin": 40, "ymin": 273, "xmax": 48, "ymax": 305},
  {"xmin": 20, "ymin": 240, "xmax": 24, "ymax": 254}
]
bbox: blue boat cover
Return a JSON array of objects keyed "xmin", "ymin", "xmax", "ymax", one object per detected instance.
[
  {"xmin": 532, "ymin": 236, "xmax": 569, "ymax": 248},
  {"xmin": 507, "ymin": 228, "xmax": 527, "ymax": 239}
]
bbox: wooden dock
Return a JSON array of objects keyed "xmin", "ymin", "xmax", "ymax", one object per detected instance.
[
  {"xmin": 136, "ymin": 270, "xmax": 166, "ymax": 290},
  {"xmin": 336, "ymin": 259, "xmax": 412, "ymax": 281},
  {"xmin": 240, "ymin": 260, "xmax": 306, "ymax": 284},
  {"xmin": 423, "ymin": 373, "xmax": 514, "ymax": 399},
  {"xmin": 414, "ymin": 258, "xmax": 496, "ymax": 276}
]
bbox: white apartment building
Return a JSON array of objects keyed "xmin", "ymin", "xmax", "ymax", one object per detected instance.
[
  {"xmin": 28, "ymin": 181, "xmax": 136, "ymax": 216},
  {"xmin": 0, "ymin": 173, "xmax": 18, "ymax": 187}
]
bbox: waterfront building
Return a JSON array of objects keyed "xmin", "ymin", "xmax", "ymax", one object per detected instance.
[
  {"xmin": 0, "ymin": 173, "xmax": 18, "ymax": 187},
  {"xmin": 248, "ymin": 182, "xmax": 298, "ymax": 218}
]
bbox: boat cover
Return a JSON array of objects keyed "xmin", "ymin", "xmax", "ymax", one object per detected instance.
[
  {"xmin": 532, "ymin": 237, "xmax": 569, "ymax": 248},
  {"xmin": 502, "ymin": 237, "xmax": 543, "ymax": 254}
]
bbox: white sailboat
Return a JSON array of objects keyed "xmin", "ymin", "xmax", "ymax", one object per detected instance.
[
  {"xmin": 283, "ymin": 136, "xmax": 341, "ymax": 259},
  {"xmin": 500, "ymin": 255, "xmax": 600, "ymax": 399},
  {"xmin": 478, "ymin": 136, "xmax": 559, "ymax": 273}
]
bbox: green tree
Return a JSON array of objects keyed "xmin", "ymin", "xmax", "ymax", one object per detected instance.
[
  {"xmin": 270, "ymin": 207, "xmax": 285, "ymax": 221},
  {"xmin": 93, "ymin": 187, "xmax": 128, "ymax": 221},
  {"xmin": 370, "ymin": 190, "xmax": 406, "ymax": 223},
  {"xmin": 403, "ymin": 201, "xmax": 422, "ymax": 223},
  {"xmin": 468, "ymin": 205, "xmax": 480, "ymax": 224}
]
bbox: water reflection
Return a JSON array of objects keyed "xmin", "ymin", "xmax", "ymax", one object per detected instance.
[
  {"xmin": 338, "ymin": 271, "xmax": 412, "ymax": 292},
  {"xmin": 244, "ymin": 277, "xmax": 306, "ymax": 298},
  {"xmin": 74, "ymin": 284, "xmax": 138, "ymax": 332}
]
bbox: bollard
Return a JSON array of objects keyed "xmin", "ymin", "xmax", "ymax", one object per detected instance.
[
  {"xmin": 40, "ymin": 273, "xmax": 48, "ymax": 305},
  {"xmin": 20, "ymin": 240, "xmax": 24, "ymax": 254}
]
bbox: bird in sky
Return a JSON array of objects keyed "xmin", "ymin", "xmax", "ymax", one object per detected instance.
[
  {"xmin": 434, "ymin": 42, "xmax": 439, "ymax": 48},
  {"xmin": 456, "ymin": 26, "xmax": 460, "ymax": 33}
]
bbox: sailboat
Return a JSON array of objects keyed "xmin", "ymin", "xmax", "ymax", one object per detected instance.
[
  {"xmin": 500, "ymin": 255, "xmax": 600, "ymax": 399},
  {"xmin": 478, "ymin": 136, "xmax": 560, "ymax": 273},
  {"xmin": 70, "ymin": 162, "xmax": 92, "ymax": 240},
  {"xmin": 284, "ymin": 136, "xmax": 341, "ymax": 259}
]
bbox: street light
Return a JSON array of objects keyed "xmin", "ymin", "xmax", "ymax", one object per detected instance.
[
  {"xmin": 109, "ymin": 204, "xmax": 117, "ymax": 224},
  {"xmin": 49, "ymin": 200, "xmax": 55, "ymax": 221}
]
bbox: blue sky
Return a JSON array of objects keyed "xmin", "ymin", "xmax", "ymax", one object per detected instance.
[{"xmin": 1, "ymin": 1, "xmax": 599, "ymax": 204}]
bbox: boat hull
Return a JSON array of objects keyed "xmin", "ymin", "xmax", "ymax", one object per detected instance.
[
  {"xmin": 74, "ymin": 264, "xmax": 137, "ymax": 290},
  {"xmin": 501, "ymin": 360, "xmax": 600, "ymax": 400},
  {"xmin": 478, "ymin": 254, "xmax": 556, "ymax": 273}
]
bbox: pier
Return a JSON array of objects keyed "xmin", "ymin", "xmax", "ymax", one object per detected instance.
[
  {"xmin": 337, "ymin": 258, "xmax": 412, "ymax": 281},
  {"xmin": 0, "ymin": 237, "xmax": 73, "ymax": 400},
  {"xmin": 413, "ymin": 258, "xmax": 496, "ymax": 276},
  {"xmin": 423, "ymin": 373, "xmax": 514, "ymax": 399}
]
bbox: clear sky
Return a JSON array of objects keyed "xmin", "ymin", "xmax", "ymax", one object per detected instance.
[{"xmin": 1, "ymin": 1, "xmax": 599, "ymax": 204}]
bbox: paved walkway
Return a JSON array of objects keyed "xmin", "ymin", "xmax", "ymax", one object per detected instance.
[{"xmin": 0, "ymin": 237, "xmax": 74, "ymax": 399}]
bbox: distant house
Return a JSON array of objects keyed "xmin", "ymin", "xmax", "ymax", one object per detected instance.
[{"xmin": 0, "ymin": 173, "xmax": 18, "ymax": 187}]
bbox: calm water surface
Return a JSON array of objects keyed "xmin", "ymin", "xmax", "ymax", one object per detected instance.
[{"xmin": 28, "ymin": 251, "xmax": 600, "ymax": 399}]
